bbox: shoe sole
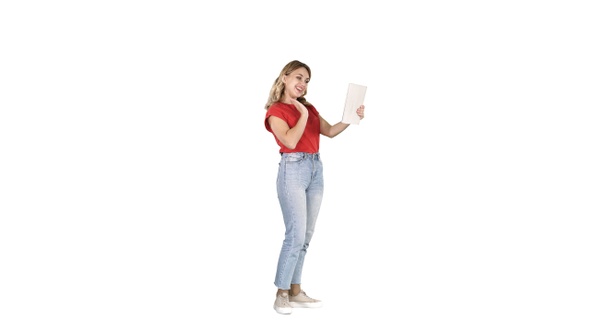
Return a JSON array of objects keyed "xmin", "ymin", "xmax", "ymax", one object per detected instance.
[
  {"xmin": 273, "ymin": 305, "xmax": 292, "ymax": 315},
  {"xmin": 289, "ymin": 302, "xmax": 323, "ymax": 308}
]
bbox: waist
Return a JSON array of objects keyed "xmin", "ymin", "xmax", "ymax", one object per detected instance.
[{"xmin": 280, "ymin": 152, "xmax": 321, "ymax": 160}]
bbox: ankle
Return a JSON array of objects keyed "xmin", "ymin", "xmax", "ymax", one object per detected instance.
[{"xmin": 290, "ymin": 284, "xmax": 301, "ymax": 296}]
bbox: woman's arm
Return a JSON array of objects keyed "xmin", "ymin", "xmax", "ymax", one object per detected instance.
[
  {"xmin": 320, "ymin": 105, "xmax": 365, "ymax": 138},
  {"xmin": 268, "ymin": 99, "xmax": 310, "ymax": 149}
]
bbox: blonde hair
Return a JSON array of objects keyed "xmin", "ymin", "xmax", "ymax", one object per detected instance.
[{"xmin": 265, "ymin": 60, "xmax": 312, "ymax": 110}]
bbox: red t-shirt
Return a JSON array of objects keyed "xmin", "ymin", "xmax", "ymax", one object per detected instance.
[{"xmin": 265, "ymin": 102, "xmax": 320, "ymax": 154}]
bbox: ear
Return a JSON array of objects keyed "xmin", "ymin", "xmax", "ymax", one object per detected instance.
[{"xmin": 281, "ymin": 75, "xmax": 287, "ymax": 84}]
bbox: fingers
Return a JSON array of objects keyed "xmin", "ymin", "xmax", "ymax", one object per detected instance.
[{"xmin": 356, "ymin": 105, "xmax": 365, "ymax": 119}]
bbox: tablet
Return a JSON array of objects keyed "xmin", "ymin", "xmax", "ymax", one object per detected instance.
[{"xmin": 342, "ymin": 83, "xmax": 367, "ymax": 125}]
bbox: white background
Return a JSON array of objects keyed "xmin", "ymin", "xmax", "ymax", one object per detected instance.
[{"xmin": 1, "ymin": 1, "xmax": 589, "ymax": 331}]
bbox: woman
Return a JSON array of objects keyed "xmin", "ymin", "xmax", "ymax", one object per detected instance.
[{"xmin": 264, "ymin": 60, "xmax": 365, "ymax": 315}]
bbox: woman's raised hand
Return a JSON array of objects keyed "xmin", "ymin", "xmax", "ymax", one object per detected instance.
[
  {"xmin": 356, "ymin": 105, "xmax": 365, "ymax": 120},
  {"xmin": 292, "ymin": 98, "xmax": 309, "ymax": 118}
]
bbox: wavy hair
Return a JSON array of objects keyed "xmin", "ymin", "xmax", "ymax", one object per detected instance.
[{"xmin": 265, "ymin": 60, "xmax": 312, "ymax": 110}]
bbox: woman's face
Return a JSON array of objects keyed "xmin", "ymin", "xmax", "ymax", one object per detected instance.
[{"xmin": 283, "ymin": 67, "xmax": 310, "ymax": 99}]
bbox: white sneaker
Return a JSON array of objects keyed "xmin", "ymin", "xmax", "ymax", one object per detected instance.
[
  {"xmin": 273, "ymin": 293, "xmax": 292, "ymax": 315},
  {"xmin": 289, "ymin": 290, "xmax": 323, "ymax": 308}
]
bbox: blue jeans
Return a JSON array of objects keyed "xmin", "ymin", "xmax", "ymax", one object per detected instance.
[{"xmin": 274, "ymin": 152, "xmax": 324, "ymax": 290}]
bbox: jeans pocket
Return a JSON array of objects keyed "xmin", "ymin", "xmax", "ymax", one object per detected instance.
[{"xmin": 283, "ymin": 154, "xmax": 304, "ymax": 163}]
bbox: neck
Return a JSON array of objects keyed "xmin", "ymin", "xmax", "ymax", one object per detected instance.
[{"xmin": 280, "ymin": 96, "xmax": 293, "ymax": 104}]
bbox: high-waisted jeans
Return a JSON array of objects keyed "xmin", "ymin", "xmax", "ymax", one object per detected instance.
[{"xmin": 274, "ymin": 152, "xmax": 324, "ymax": 290}]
